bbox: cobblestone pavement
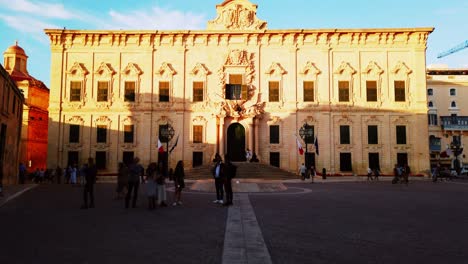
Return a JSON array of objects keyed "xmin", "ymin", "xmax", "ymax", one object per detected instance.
[{"xmin": 1, "ymin": 180, "xmax": 468, "ymax": 264}]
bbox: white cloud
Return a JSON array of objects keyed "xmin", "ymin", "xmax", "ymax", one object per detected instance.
[
  {"xmin": 107, "ymin": 6, "xmax": 206, "ymax": 30},
  {"xmin": 0, "ymin": 0, "xmax": 77, "ymax": 19},
  {"xmin": 0, "ymin": 14, "xmax": 57, "ymax": 43}
]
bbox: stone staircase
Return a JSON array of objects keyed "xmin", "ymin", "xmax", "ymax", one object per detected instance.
[{"xmin": 186, "ymin": 162, "xmax": 298, "ymax": 180}]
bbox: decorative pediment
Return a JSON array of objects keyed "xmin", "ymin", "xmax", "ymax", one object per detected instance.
[
  {"xmin": 300, "ymin": 62, "xmax": 321, "ymax": 76},
  {"xmin": 362, "ymin": 61, "xmax": 384, "ymax": 76},
  {"xmin": 207, "ymin": 0, "xmax": 267, "ymax": 31},
  {"xmin": 265, "ymin": 62, "xmax": 287, "ymax": 76},
  {"xmin": 337, "ymin": 114, "xmax": 353, "ymax": 124},
  {"xmin": 225, "ymin": 49, "xmax": 249, "ymax": 66},
  {"xmin": 67, "ymin": 62, "xmax": 89, "ymax": 76},
  {"xmin": 122, "ymin": 116, "xmax": 137, "ymax": 124},
  {"xmin": 392, "ymin": 116, "xmax": 410, "ymax": 124},
  {"xmin": 192, "ymin": 116, "xmax": 208, "ymax": 124},
  {"xmin": 68, "ymin": 116, "xmax": 84, "ymax": 124},
  {"xmin": 122, "ymin": 63, "xmax": 143, "ymax": 76},
  {"xmin": 269, "ymin": 116, "xmax": 282, "ymax": 124},
  {"xmin": 391, "ymin": 61, "xmax": 412, "ymax": 75},
  {"xmin": 333, "ymin": 62, "xmax": 356, "ymax": 75},
  {"xmin": 95, "ymin": 62, "xmax": 116, "ymax": 77},
  {"xmin": 94, "ymin": 116, "xmax": 112, "ymax": 124},
  {"xmin": 157, "ymin": 62, "xmax": 177, "ymax": 77},
  {"xmin": 190, "ymin": 63, "xmax": 210, "ymax": 76}
]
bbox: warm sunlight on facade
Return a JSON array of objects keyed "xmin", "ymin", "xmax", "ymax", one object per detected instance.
[{"xmin": 45, "ymin": 0, "xmax": 432, "ymax": 176}]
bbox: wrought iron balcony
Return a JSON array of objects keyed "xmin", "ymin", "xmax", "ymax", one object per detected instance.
[{"xmin": 441, "ymin": 116, "xmax": 468, "ymax": 131}]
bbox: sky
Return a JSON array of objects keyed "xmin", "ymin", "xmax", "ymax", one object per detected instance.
[{"xmin": 1, "ymin": 0, "xmax": 467, "ymax": 87}]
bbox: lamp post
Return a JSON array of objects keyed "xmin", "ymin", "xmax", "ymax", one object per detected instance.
[
  {"xmin": 299, "ymin": 124, "xmax": 313, "ymax": 168},
  {"xmin": 160, "ymin": 123, "xmax": 175, "ymax": 175}
]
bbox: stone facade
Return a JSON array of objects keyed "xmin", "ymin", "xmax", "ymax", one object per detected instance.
[
  {"xmin": 45, "ymin": 0, "xmax": 432, "ymax": 175},
  {"xmin": 427, "ymin": 68, "xmax": 468, "ymax": 169},
  {"xmin": 0, "ymin": 63, "xmax": 24, "ymax": 184}
]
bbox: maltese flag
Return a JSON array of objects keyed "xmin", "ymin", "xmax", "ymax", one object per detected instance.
[
  {"xmin": 296, "ymin": 137, "xmax": 304, "ymax": 155},
  {"xmin": 157, "ymin": 138, "xmax": 164, "ymax": 153}
]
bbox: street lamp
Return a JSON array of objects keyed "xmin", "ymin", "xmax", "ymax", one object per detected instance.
[
  {"xmin": 299, "ymin": 123, "xmax": 313, "ymax": 168},
  {"xmin": 160, "ymin": 123, "xmax": 175, "ymax": 175}
]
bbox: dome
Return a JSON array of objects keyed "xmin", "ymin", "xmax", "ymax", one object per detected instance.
[{"xmin": 4, "ymin": 42, "xmax": 27, "ymax": 57}]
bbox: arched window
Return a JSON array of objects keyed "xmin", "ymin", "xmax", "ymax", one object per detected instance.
[
  {"xmin": 451, "ymin": 101, "xmax": 457, "ymax": 108},
  {"xmin": 428, "ymin": 101, "xmax": 433, "ymax": 107}
]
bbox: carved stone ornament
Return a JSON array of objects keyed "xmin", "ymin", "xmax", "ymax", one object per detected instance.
[
  {"xmin": 95, "ymin": 62, "xmax": 116, "ymax": 77},
  {"xmin": 157, "ymin": 62, "xmax": 177, "ymax": 77},
  {"xmin": 301, "ymin": 62, "xmax": 321, "ymax": 77},
  {"xmin": 207, "ymin": 0, "xmax": 267, "ymax": 30},
  {"xmin": 265, "ymin": 62, "xmax": 287, "ymax": 76},
  {"xmin": 190, "ymin": 63, "xmax": 210, "ymax": 77},
  {"xmin": 334, "ymin": 62, "xmax": 357, "ymax": 76},
  {"xmin": 122, "ymin": 63, "xmax": 143, "ymax": 76},
  {"xmin": 362, "ymin": 61, "xmax": 384, "ymax": 76},
  {"xmin": 391, "ymin": 61, "xmax": 412, "ymax": 75},
  {"xmin": 67, "ymin": 62, "xmax": 89, "ymax": 77},
  {"xmin": 225, "ymin": 49, "xmax": 249, "ymax": 66}
]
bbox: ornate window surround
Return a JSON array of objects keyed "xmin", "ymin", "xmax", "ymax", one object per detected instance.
[
  {"xmin": 93, "ymin": 116, "xmax": 112, "ymax": 149},
  {"xmin": 155, "ymin": 62, "xmax": 177, "ymax": 104},
  {"xmin": 267, "ymin": 116, "xmax": 283, "ymax": 149},
  {"xmin": 299, "ymin": 61, "xmax": 321, "ymax": 107},
  {"xmin": 65, "ymin": 115, "xmax": 85, "ymax": 150},
  {"xmin": 191, "ymin": 116, "xmax": 208, "ymax": 145},
  {"xmin": 391, "ymin": 116, "xmax": 411, "ymax": 150},
  {"xmin": 390, "ymin": 61, "xmax": 412, "ymax": 104},
  {"xmin": 335, "ymin": 114, "xmax": 354, "ymax": 151},
  {"xmin": 333, "ymin": 62, "xmax": 356, "ymax": 105},
  {"xmin": 362, "ymin": 61, "xmax": 384, "ymax": 106},
  {"xmin": 66, "ymin": 62, "xmax": 89, "ymax": 109},
  {"xmin": 190, "ymin": 63, "xmax": 210, "ymax": 103},
  {"xmin": 363, "ymin": 116, "xmax": 383, "ymax": 151},
  {"xmin": 121, "ymin": 116, "xmax": 137, "ymax": 149},
  {"xmin": 94, "ymin": 62, "xmax": 116, "ymax": 108},
  {"xmin": 121, "ymin": 63, "xmax": 143, "ymax": 106},
  {"xmin": 265, "ymin": 62, "xmax": 287, "ymax": 105}
]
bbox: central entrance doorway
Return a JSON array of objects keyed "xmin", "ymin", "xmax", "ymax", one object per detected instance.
[{"xmin": 227, "ymin": 123, "xmax": 246, "ymax": 161}]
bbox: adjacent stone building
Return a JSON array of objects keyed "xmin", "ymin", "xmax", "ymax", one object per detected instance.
[
  {"xmin": 3, "ymin": 42, "xmax": 49, "ymax": 173},
  {"xmin": 0, "ymin": 63, "xmax": 24, "ymax": 184},
  {"xmin": 45, "ymin": 0, "xmax": 432, "ymax": 175},
  {"xmin": 427, "ymin": 67, "xmax": 468, "ymax": 170}
]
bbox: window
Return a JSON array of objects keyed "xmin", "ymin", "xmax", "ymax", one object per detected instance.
[
  {"xmin": 193, "ymin": 152, "xmax": 203, "ymax": 168},
  {"xmin": 451, "ymin": 101, "xmax": 457, "ymax": 108},
  {"xmin": 396, "ymin": 125, "xmax": 406, "ymax": 144},
  {"xmin": 193, "ymin": 125, "xmax": 203, "ymax": 143},
  {"xmin": 368, "ymin": 125, "xmax": 378, "ymax": 144},
  {"xmin": 193, "ymin": 82, "xmax": 204, "ymax": 102},
  {"xmin": 69, "ymin": 124, "xmax": 80, "ymax": 143},
  {"xmin": 340, "ymin": 153, "xmax": 352, "ymax": 172},
  {"xmin": 394, "ymin": 81, "xmax": 406, "ymax": 102},
  {"xmin": 450, "ymin": 88, "xmax": 456, "ymax": 96},
  {"xmin": 428, "ymin": 114, "xmax": 438, "ymax": 126},
  {"xmin": 428, "ymin": 101, "xmax": 433, "ymax": 107},
  {"xmin": 96, "ymin": 125, "xmax": 107, "ymax": 143},
  {"xmin": 97, "ymin": 81, "xmax": 109, "ymax": 102},
  {"xmin": 124, "ymin": 81, "xmax": 135, "ymax": 102},
  {"xmin": 225, "ymin": 74, "xmax": 246, "ymax": 100},
  {"xmin": 303, "ymin": 81, "xmax": 314, "ymax": 102},
  {"xmin": 123, "ymin": 151, "xmax": 134, "ymax": 166},
  {"xmin": 368, "ymin": 153, "xmax": 380, "ymax": 170},
  {"xmin": 340, "ymin": 125, "xmax": 350, "ymax": 144},
  {"xmin": 270, "ymin": 125, "xmax": 280, "ymax": 144},
  {"xmin": 270, "ymin": 152, "xmax": 280, "ymax": 168},
  {"xmin": 70, "ymin": 81, "xmax": 81, "ymax": 101},
  {"xmin": 427, "ymin": 88, "xmax": 433, "ymax": 96},
  {"xmin": 95, "ymin": 151, "xmax": 106, "ymax": 170},
  {"xmin": 269, "ymin": 81, "xmax": 279, "ymax": 102},
  {"xmin": 124, "ymin": 125, "xmax": 134, "ymax": 143},
  {"xmin": 366, "ymin": 81, "xmax": 377, "ymax": 102},
  {"xmin": 338, "ymin": 81, "xmax": 349, "ymax": 102},
  {"xmin": 159, "ymin": 81, "xmax": 169, "ymax": 102}
]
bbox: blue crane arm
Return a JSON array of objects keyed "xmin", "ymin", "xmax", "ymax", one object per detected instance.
[{"xmin": 437, "ymin": 40, "xmax": 468, "ymax": 58}]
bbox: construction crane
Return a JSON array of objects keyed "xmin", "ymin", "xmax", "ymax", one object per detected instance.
[{"xmin": 437, "ymin": 40, "xmax": 468, "ymax": 58}]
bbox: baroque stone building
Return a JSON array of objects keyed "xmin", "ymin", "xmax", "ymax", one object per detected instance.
[
  {"xmin": 45, "ymin": 0, "xmax": 432, "ymax": 175},
  {"xmin": 3, "ymin": 42, "xmax": 49, "ymax": 173},
  {"xmin": 0, "ymin": 63, "xmax": 24, "ymax": 184}
]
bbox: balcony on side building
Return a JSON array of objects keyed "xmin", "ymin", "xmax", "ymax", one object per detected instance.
[{"xmin": 441, "ymin": 116, "xmax": 468, "ymax": 131}]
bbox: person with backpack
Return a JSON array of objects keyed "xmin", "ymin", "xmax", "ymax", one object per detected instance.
[{"xmin": 223, "ymin": 155, "xmax": 237, "ymax": 206}]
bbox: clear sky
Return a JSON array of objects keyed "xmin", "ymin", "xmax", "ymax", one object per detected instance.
[{"xmin": 1, "ymin": 0, "xmax": 467, "ymax": 87}]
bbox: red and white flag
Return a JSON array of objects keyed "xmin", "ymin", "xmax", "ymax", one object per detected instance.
[
  {"xmin": 296, "ymin": 137, "xmax": 304, "ymax": 155},
  {"xmin": 157, "ymin": 138, "xmax": 164, "ymax": 153}
]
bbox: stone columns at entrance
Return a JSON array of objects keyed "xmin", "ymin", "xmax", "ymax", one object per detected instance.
[{"xmin": 219, "ymin": 117, "xmax": 225, "ymax": 157}]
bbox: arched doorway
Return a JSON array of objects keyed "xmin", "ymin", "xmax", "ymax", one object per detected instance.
[{"xmin": 227, "ymin": 123, "xmax": 246, "ymax": 161}]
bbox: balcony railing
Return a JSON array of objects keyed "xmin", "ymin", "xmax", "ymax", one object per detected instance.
[{"xmin": 441, "ymin": 116, "xmax": 468, "ymax": 131}]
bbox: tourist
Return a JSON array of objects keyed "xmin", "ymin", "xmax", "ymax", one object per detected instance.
[
  {"xmin": 367, "ymin": 167, "xmax": 373, "ymax": 181},
  {"xmin": 223, "ymin": 155, "xmax": 237, "ymax": 206},
  {"xmin": 156, "ymin": 162, "xmax": 168, "ymax": 207},
  {"xmin": 116, "ymin": 162, "xmax": 128, "ymax": 199},
  {"xmin": 309, "ymin": 166, "xmax": 316, "ymax": 183},
  {"xmin": 172, "ymin": 160, "xmax": 185, "ymax": 206},
  {"xmin": 245, "ymin": 148, "xmax": 252, "ymax": 162},
  {"xmin": 81, "ymin": 158, "xmax": 97, "ymax": 209},
  {"xmin": 125, "ymin": 157, "xmax": 144, "ymax": 208},
  {"xmin": 145, "ymin": 170, "xmax": 157, "ymax": 210},
  {"xmin": 19, "ymin": 162, "xmax": 26, "ymax": 184},
  {"xmin": 212, "ymin": 155, "xmax": 224, "ymax": 204},
  {"xmin": 298, "ymin": 163, "xmax": 307, "ymax": 181}
]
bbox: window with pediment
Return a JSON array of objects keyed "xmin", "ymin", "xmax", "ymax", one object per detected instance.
[
  {"xmin": 156, "ymin": 62, "xmax": 176, "ymax": 103},
  {"xmin": 391, "ymin": 61, "xmax": 412, "ymax": 103},
  {"xmin": 190, "ymin": 63, "xmax": 210, "ymax": 102},
  {"xmin": 191, "ymin": 116, "xmax": 207, "ymax": 144},
  {"xmin": 333, "ymin": 62, "xmax": 356, "ymax": 104},
  {"xmin": 265, "ymin": 62, "xmax": 287, "ymax": 103},
  {"xmin": 66, "ymin": 116, "xmax": 84, "ymax": 146},
  {"xmin": 300, "ymin": 62, "xmax": 321, "ymax": 103},
  {"xmin": 225, "ymin": 74, "xmax": 247, "ymax": 100},
  {"xmin": 362, "ymin": 61, "xmax": 384, "ymax": 103},
  {"xmin": 66, "ymin": 62, "xmax": 89, "ymax": 104},
  {"xmin": 93, "ymin": 116, "xmax": 112, "ymax": 145},
  {"xmin": 121, "ymin": 117, "xmax": 137, "ymax": 146},
  {"xmin": 121, "ymin": 63, "xmax": 142, "ymax": 104},
  {"xmin": 94, "ymin": 62, "xmax": 115, "ymax": 103}
]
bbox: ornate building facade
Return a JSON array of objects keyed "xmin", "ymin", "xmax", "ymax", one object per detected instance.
[
  {"xmin": 427, "ymin": 67, "xmax": 468, "ymax": 170},
  {"xmin": 0, "ymin": 63, "xmax": 24, "ymax": 184},
  {"xmin": 3, "ymin": 43, "xmax": 49, "ymax": 173},
  {"xmin": 45, "ymin": 0, "xmax": 432, "ymax": 175}
]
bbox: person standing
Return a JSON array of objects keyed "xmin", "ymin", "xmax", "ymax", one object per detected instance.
[
  {"xmin": 212, "ymin": 155, "xmax": 224, "ymax": 204},
  {"xmin": 145, "ymin": 172, "xmax": 157, "ymax": 210},
  {"xmin": 309, "ymin": 166, "xmax": 316, "ymax": 183},
  {"xmin": 79, "ymin": 164, "xmax": 88, "ymax": 186},
  {"xmin": 367, "ymin": 167, "xmax": 373, "ymax": 181},
  {"xmin": 156, "ymin": 162, "xmax": 168, "ymax": 207},
  {"xmin": 403, "ymin": 164, "xmax": 411, "ymax": 184},
  {"xmin": 172, "ymin": 160, "xmax": 185, "ymax": 206},
  {"xmin": 116, "ymin": 162, "xmax": 129, "ymax": 199},
  {"xmin": 298, "ymin": 163, "xmax": 307, "ymax": 181},
  {"xmin": 70, "ymin": 165, "xmax": 77, "ymax": 185},
  {"xmin": 223, "ymin": 155, "xmax": 237, "ymax": 206},
  {"xmin": 19, "ymin": 163, "xmax": 26, "ymax": 184},
  {"xmin": 245, "ymin": 148, "xmax": 252, "ymax": 162},
  {"xmin": 81, "ymin": 158, "xmax": 97, "ymax": 209},
  {"xmin": 125, "ymin": 157, "xmax": 144, "ymax": 208}
]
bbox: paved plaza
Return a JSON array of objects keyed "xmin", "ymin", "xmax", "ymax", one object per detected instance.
[{"xmin": 1, "ymin": 178, "xmax": 468, "ymax": 264}]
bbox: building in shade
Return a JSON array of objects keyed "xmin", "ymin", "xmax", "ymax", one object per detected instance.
[
  {"xmin": 45, "ymin": 0, "xmax": 432, "ymax": 176},
  {"xmin": 3, "ymin": 42, "xmax": 49, "ymax": 173},
  {"xmin": 427, "ymin": 67, "xmax": 468, "ymax": 170},
  {"xmin": 0, "ymin": 63, "xmax": 24, "ymax": 184}
]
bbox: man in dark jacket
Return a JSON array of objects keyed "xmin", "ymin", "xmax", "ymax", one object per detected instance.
[
  {"xmin": 212, "ymin": 155, "xmax": 224, "ymax": 204},
  {"xmin": 223, "ymin": 155, "xmax": 237, "ymax": 206},
  {"xmin": 125, "ymin": 157, "xmax": 144, "ymax": 208},
  {"xmin": 81, "ymin": 158, "xmax": 97, "ymax": 209}
]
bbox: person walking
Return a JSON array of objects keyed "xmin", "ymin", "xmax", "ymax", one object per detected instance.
[
  {"xmin": 367, "ymin": 167, "xmax": 373, "ymax": 181},
  {"xmin": 403, "ymin": 164, "xmax": 411, "ymax": 184},
  {"xmin": 212, "ymin": 155, "xmax": 224, "ymax": 204},
  {"xmin": 223, "ymin": 155, "xmax": 237, "ymax": 206},
  {"xmin": 125, "ymin": 157, "xmax": 144, "ymax": 208},
  {"xmin": 373, "ymin": 168, "xmax": 380, "ymax": 181},
  {"xmin": 156, "ymin": 162, "xmax": 168, "ymax": 207},
  {"xmin": 309, "ymin": 166, "xmax": 316, "ymax": 183},
  {"xmin": 81, "ymin": 158, "xmax": 97, "ymax": 209},
  {"xmin": 116, "ymin": 162, "xmax": 128, "ymax": 199},
  {"xmin": 298, "ymin": 163, "xmax": 307, "ymax": 181},
  {"xmin": 172, "ymin": 160, "xmax": 185, "ymax": 206}
]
